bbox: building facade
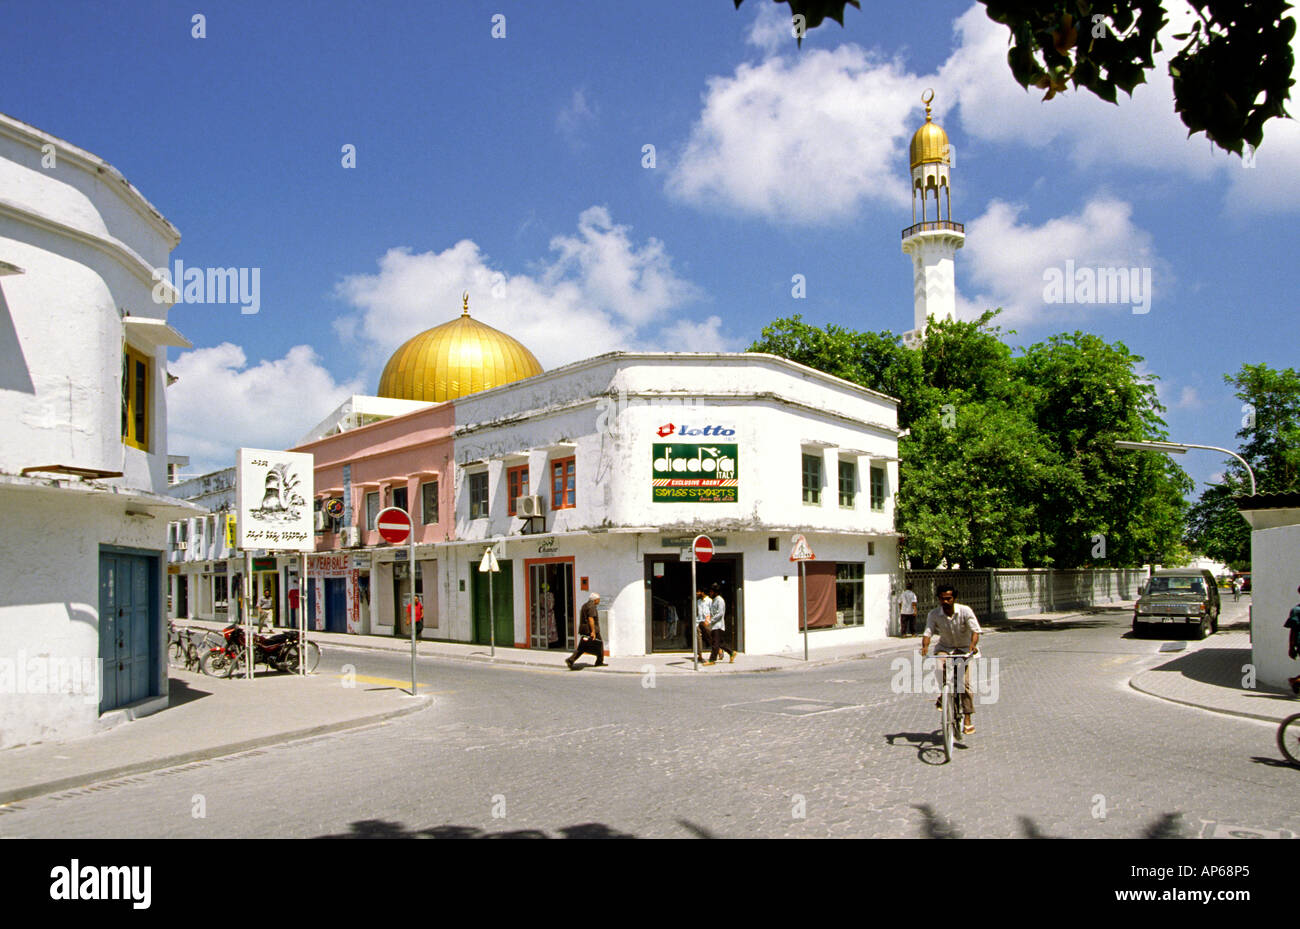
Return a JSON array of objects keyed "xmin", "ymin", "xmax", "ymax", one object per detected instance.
[{"xmin": 0, "ymin": 113, "xmax": 199, "ymax": 748}]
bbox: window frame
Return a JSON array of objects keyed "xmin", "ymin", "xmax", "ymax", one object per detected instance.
[
  {"xmin": 550, "ymin": 457, "xmax": 575, "ymax": 510},
  {"xmin": 391, "ymin": 485, "xmax": 409, "ymax": 515},
  {"xmin": 801, "ymin": 453, "xmax": 822, "ymax": 505},
  {"xmin": 121, "ymin": 345, "xmax": 150, "ymax": 450},
  {"xmin": 365, "ymin": 491, "xmax": 380, "ymax": 531},
  {"xmin": 870, "ymin": 464, "xmax": 887, "ymax": 512},
  {"xmin": 421, "ymin": 480, "xmax": 439, "ymax": 525},
  {"xmin": 834, "ymin": 562, "xmax": 866, "ymax": 627},
  {"xmin": 507, "ymin": 465, "xmax": 530, "ymax": 516},
  {"xmin": 468, "ymin": 471, "xmax": 489, "ymax": 520},
  {"xmin": 838, "ymin": 459, "xmax": 856, "ymax": 508}
]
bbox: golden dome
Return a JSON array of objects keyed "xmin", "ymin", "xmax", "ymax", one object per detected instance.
[
  {"xmin": 909, "ymin": 90, "xmax": 950, "ymax": 169},
  {"xmin": 377, "ymin": 293, "xmax": 544, "ymax": 402}
]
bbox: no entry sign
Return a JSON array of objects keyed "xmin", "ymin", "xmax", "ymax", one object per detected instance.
[
  {"xmin": 376, "ymin": 507, "xmax": 412, "ymax": 545},
  {"xmin": 693, "ymin": 535, "xmax": 714, "ymax": 563}
]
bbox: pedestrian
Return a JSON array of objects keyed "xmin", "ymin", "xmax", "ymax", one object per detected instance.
[
  {"xmin": 287, "ymin": 585, "xmax": 300, "ymax": 625},
  {"xmin": 899, "ymin": 581, "xmax": 918, "ymax": 637},
  {"xmin": 257, "ymin": 590, "xmax": 273, "ymax": 630},
  {"xmin": 405, "ymin": 595, "xmax": 424, "ymax": 637},
  {"xmin": 695, "ymin": 589, "xmax": 712, "ymax": 660},
  {"xmin": 1285, "ymin": 585, "xmax": 1300, "ymax": 695},
  {"xmin": 704, "ymin": 584, "xmax": 736, "ymax": 665},
  {"xmin": 1232, "ymin": 576, "xmax": 1242, "ymax": 601},
  {"xmin": 566, "ymin": 592, "xmax": 606, "ymax": 669}
]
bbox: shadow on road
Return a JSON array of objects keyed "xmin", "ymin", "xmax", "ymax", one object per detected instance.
[
  {"xmin": 884, "ymin": 730, "xmax": 965, "ymax": 765},
  {"xmin": 166, "ymin": 676, "xmax": 212, "ymax": 708},
  {"xmin": 912, "ymin": 806, "xmax": 1190, "ymax": 838},
  {"xmin": 316, "ymin": 819, "xmax": 636, "ymax": 838},
  {"xmin": 1148, "ymin": 647, "xmax": 1294, "ymax": 699}
]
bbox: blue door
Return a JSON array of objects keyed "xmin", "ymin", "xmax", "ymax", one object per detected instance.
[
  {"xmin": 98, "ymin": 551, "xmax": 158, "ymax": 713},
  {"xmin": 307, "ymin": 580, "xmax": 317, "ymax": 631},
  {"xmin": 324, "ymin": 577, "xmax": 347, "ymax": 633}
]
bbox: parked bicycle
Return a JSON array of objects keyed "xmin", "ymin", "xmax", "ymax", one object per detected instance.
[
  {"xmin": 167, "ymin": 622, "xmax": 221, "ymax": 673},
  {"xmin": 201, "ymin": 623, "xmax": 320, "ymax": 678},
  {"xmin": 1279, "ymin": 713, "xmax": 1300, "ymax": 767}
]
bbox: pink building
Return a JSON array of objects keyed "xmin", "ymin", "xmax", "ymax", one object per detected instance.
[{"xmin": 293, "ymin": 401, "xmax": 455, "ymax": 637}]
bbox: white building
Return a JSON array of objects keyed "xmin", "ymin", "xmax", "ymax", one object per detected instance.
[
  {"xmin": 439, "ymin": 352, "xmax": 901, "ymax": 657},
  {"xmin": 165, "ymin": 467, "xmax": 238, "ymax": 623},
  {"xmin": 1239, "ymin": 494, "xmax": 1300, "ymax": 692},
  {"xmin": 0, "ymin": 112, "xmax": 200, "ymax": 748}
]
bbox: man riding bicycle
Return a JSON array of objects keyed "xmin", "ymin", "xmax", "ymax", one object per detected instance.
[{"xmin": 920, "ymin": 584, "xmax": 981, "ymax": 735}]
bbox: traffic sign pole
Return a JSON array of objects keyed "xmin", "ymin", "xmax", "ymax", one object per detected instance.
[
  {"xmin": 801, "ymin": 560, "xmax": 808, "ymax": 661},
  {"xmin": 376, "ymin": 507, "xmax": 418, "ymax": 695},
  {"xmin": 409, "ymin": 522, "xmax": 416, "ymax": 695}
]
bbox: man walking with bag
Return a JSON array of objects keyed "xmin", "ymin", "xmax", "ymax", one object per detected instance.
[{"xmin": 567, "ymin": 592, "xmax": 607, "ymax": 669}]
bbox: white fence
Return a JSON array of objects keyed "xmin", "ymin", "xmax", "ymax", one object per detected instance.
[{"xmin": 902, "ymin": 568, "xmax": 1147, "ymax": 621}]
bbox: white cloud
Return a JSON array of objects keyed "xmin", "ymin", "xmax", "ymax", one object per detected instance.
[
  {"xmin": 168, "ymin": 343, "xmax": 364, "ymax": 474},
  {"xmin": 957, "ymin": 196, "xmax": 1163, "ymax": 326},
  {"xmin": 1175, "ymin": 386, "xmax": 1201, "ymax": 409},
  {"xmin": 666, "ymin": 45, "xmax": 918, "ymax": 223},
  {"xmin": 333, "ymin": 205, "xmax": 703, "ymax": 375},
  {"xmin": 557, "ymin": 87, "xmax": 598, "ymax": 147},
  {"xmin": 657, "ymin": 315, "xmax": 741, "ymax": 352},
  {"xmin": 675, "ymin": 1, "xmax": 1300, "ymax": 225},
  {"xmin": 745, "ymin": 1, "xmax": 797, "ymax": 55}
]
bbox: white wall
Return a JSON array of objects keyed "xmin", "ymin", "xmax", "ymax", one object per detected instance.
[
  {"xmin": 1251, "ymin": 523, "xmax": 1300, "ymax": 691},
  {"xmin": 0, "ymin": 488, "xmax": 167, "ymax": 748}
]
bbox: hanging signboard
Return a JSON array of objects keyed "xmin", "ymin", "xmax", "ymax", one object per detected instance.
[
  {"xmin": 652, "ymin": 443, "xmax": 739, "ymax": 503},
  {"xmin": 236, "ymin": 447, "xmax": 315, "ymax": 551}
]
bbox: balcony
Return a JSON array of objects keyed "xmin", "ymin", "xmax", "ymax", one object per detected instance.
[{"xmin": 901, "ymin": 220, "xmax": 964, "ymax": 239}]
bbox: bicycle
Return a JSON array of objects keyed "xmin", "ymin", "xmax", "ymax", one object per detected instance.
[
  {"xmin": 168, "ymin": 623, "xmax": 224, "ymax": 673},
  {"xmin": 932, "ymin": 648, "xmax": 977, "ymax": 763},
  {"xmin": 1279, "ymin": 713, "xmax": 1300, "ymax": 767}
]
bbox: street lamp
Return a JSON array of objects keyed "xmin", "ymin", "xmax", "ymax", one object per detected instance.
[{"xmin": 1114, "ymin": 440, "xmax": 1256, "ymax": 495}]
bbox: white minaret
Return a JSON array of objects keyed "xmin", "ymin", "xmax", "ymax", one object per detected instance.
[{"xmin": 900, "ymin": 90, "xmax": 963, "ymax": 348}]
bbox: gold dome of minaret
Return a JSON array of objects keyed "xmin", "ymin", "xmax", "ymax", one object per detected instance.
[
  {"xmin": 909, "ymin": 89, "xmax": 951, "ymax": 169},
  {"xmin": 377, "ymin": 292, "xmax": 544, "ymax": 402}
]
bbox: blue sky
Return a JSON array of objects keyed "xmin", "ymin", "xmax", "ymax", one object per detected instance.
[{"xmin": 6, "ymin": 0, "xmax": 1297, "ymax": 494}]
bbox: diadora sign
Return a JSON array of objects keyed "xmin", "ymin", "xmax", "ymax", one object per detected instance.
[{"xmin": 655, "ymin": 423, "xmax": 735, "ymax": 438}]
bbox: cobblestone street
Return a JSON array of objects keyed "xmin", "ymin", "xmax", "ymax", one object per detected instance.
[{"xmin": 2, "ymin": 600, "xmax": 1295, "ymax": 839}]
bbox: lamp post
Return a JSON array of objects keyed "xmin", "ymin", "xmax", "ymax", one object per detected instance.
[{"xmin": 1113, "ymin": 440, "xmax": 1256, "ymax": 496}]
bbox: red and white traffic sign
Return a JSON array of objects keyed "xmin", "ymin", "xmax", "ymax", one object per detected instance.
[
  {"xmin": 789, "ymin": 534, "xmax": 815, "ymax": 561},
  {"xmin": 375, "ymin": 507, "xmax": 412, "ymax": 545},
  {"xmin": 693, "ymin": 535, "xmax": 714, "ymax": 563}
]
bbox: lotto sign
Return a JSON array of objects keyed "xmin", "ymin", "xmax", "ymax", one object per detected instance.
[
  {"xmin": 376, "ymin": 507, "xmax": 412, "ymax": 545},
  {"xmin": 652, "ymin": 443, "xmax": 738, "ymax": 503}
]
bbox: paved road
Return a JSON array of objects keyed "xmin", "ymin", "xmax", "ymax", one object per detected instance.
[{"xmin": 3, "ymin": 598, "xmax": 1295, "ymax": 838}]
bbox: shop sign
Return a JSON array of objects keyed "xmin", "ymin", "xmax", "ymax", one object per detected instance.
[
  {"xmin": 537, "ymin": 537, "xmax": 558, "ymax": 554},
  {"xmin": 652, "ymin": 444, "xmax": 738, "ymax": 503},
  {"xmin": 662, "ymin": 536, "xmax": 726, "ymax": 548},
  {"xmin": 324, "ymin": 498, "xmax": 344, "ymax": 518},
  {"xmin": 235, "ymin": 447, "xmax": 315, "ymax": 551},
  {"xmin": 252, "ymin": 557, "xmax": 276, "ymax": 571},
  {"xmin": 654, "ymin": 422, "xmax": 736, "ymax": 437}
]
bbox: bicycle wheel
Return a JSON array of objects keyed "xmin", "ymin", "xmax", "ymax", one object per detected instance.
[
  {"xmin": 282, "ymin": 641, "xmax": 321, "ymax": 674},
  {"xmin": 1279, "ymin": 714, "xmax": 1300, "ymax": 766},
  {"xmin": 942, "ymin": 689, "xmax": 954, "ymax": 762},
  {"xmin": 167, "ymin": 641, "xmax": 186, "ymax": 669},
  {"xmin": 201, "ymin": 648, "xmax": 238, "ymax": 679},
  {"xmin": 299, "ymin": 640, "xmax": 320, "ymax": 673}
]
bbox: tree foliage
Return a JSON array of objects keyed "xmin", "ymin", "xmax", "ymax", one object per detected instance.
[
  {"xmin": 731, "ymin": 0, "xmax": 1295, "ymax": 156},
  {"xmin": 749, "ymin": 313, "xmax": 1190, "ymax": 568},
  {"xmin": 1184, "ymin": 363, "xmax": 1300, "ymax": 567}
]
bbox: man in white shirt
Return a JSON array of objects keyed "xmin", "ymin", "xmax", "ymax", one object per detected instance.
[
  {"xmin": 898, "ymin": 582, "xmax": 918, "ymax": 637},
  {"xmin": 704, "ymin": 584, "xmax": 736, "ymax": 665},
  {"xmin": 920, "ymin": 584, "xmax": 980, "ymax": 735}
]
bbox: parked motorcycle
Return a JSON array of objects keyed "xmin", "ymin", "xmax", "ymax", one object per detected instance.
[{"xmin": 201, "ymin": 624, "xmax": 320, "ymax": 677}]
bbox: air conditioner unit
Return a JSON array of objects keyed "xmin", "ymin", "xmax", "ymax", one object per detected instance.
[
  {"xmin": 340, "ymin": 527, "xmax": 362, "ymax": 548},
  {"xmin": 516, "ymin": 495, "xmax": 545, "ymax": 518},
  {"xmin": 314, "ymin": 511, "xmax": 326, "ymax": 531}
]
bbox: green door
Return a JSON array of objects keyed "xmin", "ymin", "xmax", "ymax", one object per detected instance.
[{"xmin": 471, "ymin": 560, "xmax": 514, "ymax": 647}]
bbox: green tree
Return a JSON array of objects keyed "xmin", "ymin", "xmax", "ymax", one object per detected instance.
[
  {"xmin": 1184, "ymin": 363, "xmax": 1300, "ymax": 566},
  {"xmin": 749, "ymin": 315, "xmax": 1191, "ymax": 567},
  {"xmin": 1016, "ymin": 332, "xmax": 1190, "ymax": 567},
  {"xmin": 731, "ymin": 0, "xmax": 1294, "ymax": 156}
]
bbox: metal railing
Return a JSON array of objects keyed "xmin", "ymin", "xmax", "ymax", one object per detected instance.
[{"xmin": 901, "ymin": 220, "xmax": 964, "ymax": 239}]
